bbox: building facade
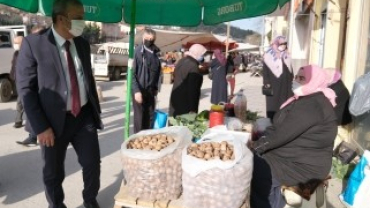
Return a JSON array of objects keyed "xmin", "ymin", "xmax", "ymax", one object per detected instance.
[{"xmin": 270, "ymin": 0, "xmax": 370, "ymax": 151}]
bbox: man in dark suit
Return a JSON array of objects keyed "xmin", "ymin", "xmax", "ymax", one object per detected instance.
[{"xmin": 16, "ymin": 0, "xmax": 103, "ymax": 208}]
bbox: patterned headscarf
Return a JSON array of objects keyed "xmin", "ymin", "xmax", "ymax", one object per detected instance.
[
  {"xmin": 213, "ymin": 49, "xmax": 226, "ymax": 66},
  {"xmin": 188, "ymin": 44, "xmax": 207, "ymax": 60},
  {"xmin": 263, "ymin": 36, "xmax": 291, "ymax": 78},
  {"xmin": 280, "ymin": 65, "xmax": 337, "ymax": 109}
]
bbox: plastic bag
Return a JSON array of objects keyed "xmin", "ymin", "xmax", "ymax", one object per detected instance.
[
  {"xmin": 182, "ymin": 128, "xmax": 253, "ymax": 208},
  {"xmin": 121, "ymin": 126, "xmax": 192, "ymax": 201},
  {"xmin": 349, "ymin": 73, "xmax": 370, "ymax": 116},
  {"xmin": 153, "ymin": 110, "xmax": 168, "ymax": 129},
  {"xmin": 341, "ymin": 150, "xmax": 370, "ymax": 208}
]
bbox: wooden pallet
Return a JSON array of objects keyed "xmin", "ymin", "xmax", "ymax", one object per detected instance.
[{"xmin": 114, "ymin": 182, "xmax": 250, "ymax": 208}]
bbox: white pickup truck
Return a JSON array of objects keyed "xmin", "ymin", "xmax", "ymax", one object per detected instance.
[
  {"xmin": 0, "ymin": 25, "xmax": 27, "ymax": 102},
  {"xmin": 92, "ymin": 42, "xmax": 129, "ymax": 81}
]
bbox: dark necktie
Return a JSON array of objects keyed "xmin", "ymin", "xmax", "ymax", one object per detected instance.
[{"xmin": 64, "ymin": 41, "xmax": 81, "ymax": 117}]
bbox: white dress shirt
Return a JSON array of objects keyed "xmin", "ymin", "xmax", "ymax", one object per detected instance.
[{"xmin": 52, "ymin": 26, "xmax": 88, "ymax": 111}]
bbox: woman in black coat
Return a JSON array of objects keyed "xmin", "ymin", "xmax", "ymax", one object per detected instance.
[
  {"xmin": 210, "ymin": 49, "xmax": 228, "ymax": 104},
  {"xmin": 262, "ymin": 36, "xmax": 293, "ymax": 121},
  {"xmin": 169, "ymin": 44, "xmax": 206, "ymax": 117},
  {"xmin": 324, "ymin": 68, "xmax": 352, "ymax": 126},
  {"xmin": 249, "ymin": 65, "xmax": 338, "ymax": 208}
]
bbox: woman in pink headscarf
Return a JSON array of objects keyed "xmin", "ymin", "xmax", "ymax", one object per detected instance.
[
  {"xmin": 169, "ymin": 44, "xmax": 207, "ymax": 117},
  {"xmin": 262, "ymin": 36, "xmax": 294, "ymax": 121},
  {"xmin": 249, "ymin": 65, "xmax": 338, "ymax": 208},
  {"xmin": 324, "ymin": 68, "xmax": 352, "ymax": 126}
]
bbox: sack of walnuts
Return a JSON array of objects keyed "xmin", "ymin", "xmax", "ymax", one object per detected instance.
[
  {"xmin": 182, "ymin": 130, "xmax": 253, "ymax": 208},
  {"xmin": 121, "ymin": 126, "xmax": 192, "ymax": 201}
]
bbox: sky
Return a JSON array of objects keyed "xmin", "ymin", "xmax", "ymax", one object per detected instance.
[{"xmin": 230, "ymin": 16, "xmax": 264, "ymax": 34}]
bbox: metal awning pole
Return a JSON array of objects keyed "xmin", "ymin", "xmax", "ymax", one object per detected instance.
[
  {"xmin": 225, "ymin": 22, "xmax": 230, "ymax": 55},
  {"xmin": 124, "ymin": 0, "xmax": 137, "ymax": 139}
]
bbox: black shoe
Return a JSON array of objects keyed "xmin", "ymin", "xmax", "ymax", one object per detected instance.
[
  {"xmin": 16, "ymin": 137, "xmax": 37, "ymax": 147},
  {"xmin": 13, "ymin": 122, "xmax": 23, "ymax": 128},
  {"xmin": 83, "ymin": 200, "xmax": 100, "ymax": 208}
]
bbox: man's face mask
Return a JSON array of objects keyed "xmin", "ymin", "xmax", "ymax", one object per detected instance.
[
  {"xmin": 13, "ymin": 44, "xmax": 20, "ymax": 50},
  {"xmin": 144, "ymin": 39, "xmax": 154, "ymax": 48},
  {"xmin": 63, "ymin": 15, "xmax": 85, "ymax": 37},
  {"xmin": 69, "ymin": 20, "xmax": 85, "ymax": 37}
]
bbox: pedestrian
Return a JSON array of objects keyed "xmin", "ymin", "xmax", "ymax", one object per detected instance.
[
  {"xmin": 169, "ymin": 44, "xmax": 206, "ymax": 117},
  {"xmin": 262, "ymin": 35, "xmax": 294, "ymax": 121},
  {"xmin": 16, "ymin": 0, "xmax": 103, "ymax": 208},
  {"xmin": 210, "ymin": 49, "xmax": 228, "ymax": 104},
  {"xmin": 324, "ymin": 68, "xmax": 352, "ymax": 126},
  {"xmin": 132, "ymin": 28, "xmax": 161, "ymax": 133},
  {"xmin": 14, "ymin": 25, "xmax": 46, "ymax": 147},
  {"xmin": 226, "ymin": 53, "xmax": 236, "ymax": 100},
  {"xmin": 249, "ymin": 65, "xmax": 337, "ymax": 208},
  {"xmin": 10, "ymin": 36, "xmax": 24, "ymax": 129},
  {"xmin": 324, "ymin": 67, "xmax": 353, "ymax": 149}
]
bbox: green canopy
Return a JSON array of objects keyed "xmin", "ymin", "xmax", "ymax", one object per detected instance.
[
  {"xmin": 0, "ymin": 0, "xmax": 290, "ymax": 25},
  {"xmin": 0, "ymin": 0, "xmax": 290, "ymax": 139},
  {"xmin": 0, "ymin": 0, "xmax": 123, "ymax": 22}
]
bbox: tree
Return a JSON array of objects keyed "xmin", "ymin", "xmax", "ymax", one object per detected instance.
[{"xmin": 82, "ymin": 23, "xmax": 101, "ymax": 44}]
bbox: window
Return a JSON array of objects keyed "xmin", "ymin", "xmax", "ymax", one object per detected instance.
[{"xmin": 0, "ymin": 31, "xmax": 12, "ymax": 48}]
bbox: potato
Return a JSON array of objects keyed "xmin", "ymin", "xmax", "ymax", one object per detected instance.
[{"xmin": 196, "ymin": 150, "xmax": 204, "ymax": 158}]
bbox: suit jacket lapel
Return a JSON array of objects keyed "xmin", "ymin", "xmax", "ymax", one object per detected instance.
[
  {"xmin": 47, "ymin": 29, "xmax": 67, "ymax": 88},
  {"xmin": 74, "ymin": 37, "xmax": 90, "ymax": 93}
]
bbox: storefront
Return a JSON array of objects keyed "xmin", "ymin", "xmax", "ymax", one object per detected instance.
[{"xmin": 343, "ymin": 0, "xmax": 370, "ymax": 151}]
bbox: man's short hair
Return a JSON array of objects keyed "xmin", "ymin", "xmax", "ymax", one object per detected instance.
[
  {"xmin": 143, "ymin": 28, "xmax": 156, "ymax": 41},
  {"xmin": 52, "ymin": 0, "xmax": 83, "ymax": 23}
]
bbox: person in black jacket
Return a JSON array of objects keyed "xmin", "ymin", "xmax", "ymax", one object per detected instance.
[
  {"xmin": 249, "ymin": 65, "xmax": 338, "ymax": 208},
  {"xmin": 324, "ymin": 68, "xmax": 352, "ymax": 126},
  {"xmin": 10, "ymin": 36, "xmax": 24, "ymax": 128},
  {"xmin": 262, "ymin": 36, "xmax": 293, "ymax": 121},
  {"xmin": 132, "ymin": 28, "xmax": 161, "ymax": 133},
  {"xmin": 169, "ymin": 44, "xmax": 206, "ymax": 117}
]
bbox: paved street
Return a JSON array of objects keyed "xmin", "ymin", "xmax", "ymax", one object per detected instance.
[{"xmin": 0, "ymin": 72, "xmax": 345, "ymax": 208}]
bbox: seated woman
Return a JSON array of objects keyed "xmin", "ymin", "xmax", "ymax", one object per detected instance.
[{"xmin": 249, "ymin": 65, "xmax": 338, "ymax": 208}]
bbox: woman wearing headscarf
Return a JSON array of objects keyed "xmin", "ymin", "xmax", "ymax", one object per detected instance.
[
  {"xmin": 324, "ymin": 68, "xmax": 352, "ymax": 126},
  {"xmin": 210, "ymin": 49, "xmax": 228, "ymax": 104},
  {"xmin": 262, "ymin": 36, "xmax": 294, "ymax": 121},
  {"xmin": 249, "ymin": 65, "xmax": 338, "ymax": 208},
  {"xmin": 169, "ymin": 44, "xmax": 207, "ymax": 117},
  {"xmin": 324, "ymin": 68, "xmax": 353, "ymax": 150}
]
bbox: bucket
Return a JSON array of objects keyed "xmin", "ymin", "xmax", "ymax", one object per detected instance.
[
  {"xmin": 153, "ymin": 110, "xmax": 168, "ymax": 129},
  {"xmin": 209, "ymin": 111, "xmax": 225, "ymax": 128}
]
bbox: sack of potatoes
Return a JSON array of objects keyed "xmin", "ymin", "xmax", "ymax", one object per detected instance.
[
  {"xmin": 182, "ymin": 135, "xmax": 253, "ymax": 208},
  {"xmin": 121, "ymin": 126, "xmax": 192, "ymax": 201}
]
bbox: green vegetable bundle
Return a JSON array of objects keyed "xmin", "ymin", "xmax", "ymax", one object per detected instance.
[{"xmin": 168, "ymin": 111, "xmax": 209, "ymax": 139}]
